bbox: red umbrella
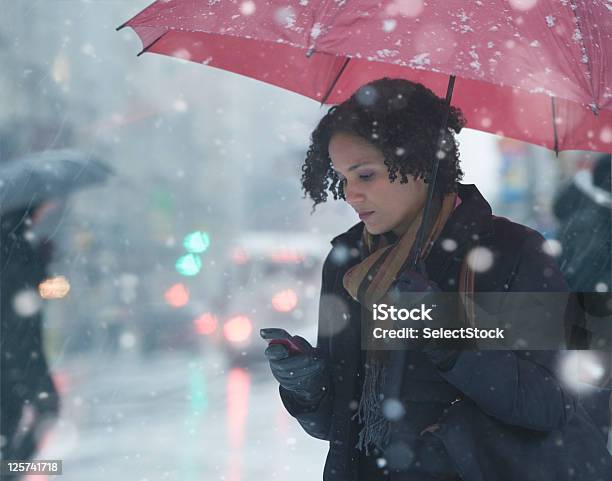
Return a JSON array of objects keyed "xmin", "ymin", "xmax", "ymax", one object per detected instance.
[
  {"xmin": 118, "ymin": 0, "xmax": 611, "ymax": 153},
  {"xmin": 119, "ymin": 0, "xmax": 611, "ymax": 413}
]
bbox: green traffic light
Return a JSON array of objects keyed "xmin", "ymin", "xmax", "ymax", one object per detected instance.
[
  {"xmin": 175, "ymin": 253, "xmax": 202, "ymax": 276},
  {"xmin": 183, "ymin": 231, "xmax": 210, "ymax": 254}
]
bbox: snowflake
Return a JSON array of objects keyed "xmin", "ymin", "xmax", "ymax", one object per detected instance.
[
  {"xmin": 545, "ymin": 15, "xmax": 555, "ymax": 27},
  {"xmin": 310, "ymin": 22, "xmax": 323, "ymax": 39},
  {"xmin": 383, "ymin": 19, "xmax": 397, "ymax": 33},
  {"xmin": 409, "ymin": 52, "xmax": 431, "ymax": 67},
  {"xmin": 376, "ymin": 49, "xmax": 399, "ymax": 58},
  {"xmin": 451, "ymin": 9, "xmax": 475, "ymax": 34}
]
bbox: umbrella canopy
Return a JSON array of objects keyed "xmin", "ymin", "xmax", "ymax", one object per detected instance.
[
  {"xmin": 0, "ymin": 149, "xmax": 113, "ymax": 214},
  {"xmin": 119, "ymin": 0, "xmax": 611, "ymax": 153}
]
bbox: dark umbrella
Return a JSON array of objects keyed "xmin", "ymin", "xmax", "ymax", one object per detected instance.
[{"xmin": 0, "ymin": 149, "xmax": 112, "ymax": 214}]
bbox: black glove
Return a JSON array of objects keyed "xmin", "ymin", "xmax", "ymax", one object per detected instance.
[{"xmin": 263, "ymin": 333, "xmax": 329, "ymax": 403}]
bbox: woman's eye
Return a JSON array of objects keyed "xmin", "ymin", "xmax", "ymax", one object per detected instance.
[{"xmin": 359, "ymin": 172, "xmax": 374, "ymax": 180}]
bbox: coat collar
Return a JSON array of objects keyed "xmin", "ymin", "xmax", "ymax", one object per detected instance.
[
  {"xmin": 424, "ymin": 184, "xmax": 494, "ymax": 280},
  {"xmin": 330, "ymin": 184, "xmax": 494, "ymax": 249}
]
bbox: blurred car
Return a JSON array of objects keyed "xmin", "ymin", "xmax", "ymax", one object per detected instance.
[
  {"xmin": 136, "ymin": 303, "xmax": 204, "ymax": 356},
  {"xmin": 217, "ymin": 232, "xmax": 329, "ymax": 365}
]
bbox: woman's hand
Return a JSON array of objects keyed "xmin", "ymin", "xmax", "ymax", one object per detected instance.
[{"xmin": 264, "ymin": 335, "xmax": 330, "ymax": 404}]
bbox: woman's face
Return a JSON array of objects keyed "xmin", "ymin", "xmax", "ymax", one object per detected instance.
[{"xmin": 329, "ymin": 132, "xmax": 428, "ymax": 236}]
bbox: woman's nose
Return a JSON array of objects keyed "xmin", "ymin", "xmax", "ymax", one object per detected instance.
[{"xmin": 345, "ymin": 181, "xmax": 365, "ymax": 204}]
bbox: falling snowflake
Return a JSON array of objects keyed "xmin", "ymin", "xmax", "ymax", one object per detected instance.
[
  {"xmin": 81, "ymin": 43, "xmax": 96, "ymax": 57},
  {"xmin": 441, "ymin": 238, "xmax": 458, "ymax": 252},
  {"xmin": 382, "ymin": 398, "xmax": 405, "ymax": 421},
  {"xmin": 356, "ymin": 85, "xmax": 379, "ymax": 106},
  {"xmin": 541, "ymin": 239, "xmax": 562, "ymax": 257},
  {"xmin": 558, "ymin": 351, "xmax": 606, "ymax": 393},
  {"xmin": 385, "ymin": 0, "xmax": 424, "ymax": 18},
  {"xmin": 481, "ymin": 117, "xmax": 492, "ymax": 128},
  {"xmin": 509, "ymin": 0, "xmax": 538, "ymax": 11},
  {"xmin": 172, "ymin": 48, "xmax": 192, "ymax": 61},
  {"xmin": 599, "ymin": 126, "xmax": 612, "ymax": 144},
  {"xmin": 13, "ymin": 289, "xmax": 42, "ymax": 317},
  {"xmin": 172, "ymin": 99, "xmax": 188, "ymax": 112},
  {"xmin": 240, "ymin": 1, "xmax": 256, "ymax": 16},
  {"xmin": 466, "ymin": 246, "xmax": 493, "ymax": 272},
  {"xmin": 545, "ymin": 15, "xmax": 555, "ymax": 27},
  {"xmin": 382, "ymin": 19, "xmax": 398, "ymax": 33}
]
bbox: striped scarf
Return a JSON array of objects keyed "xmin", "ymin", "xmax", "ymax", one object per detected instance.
[{"xmin": 342, "ymin": 193, "xmax": 458, "ymax": 455}]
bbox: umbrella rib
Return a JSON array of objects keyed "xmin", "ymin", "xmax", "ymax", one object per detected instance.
[
  {"xmin": 137, "ymin": 31, "xmax": 168, "ymax": 57},
  {"xmin": 551, "ymin": 96, "xmax": 559, "ymax": 157},
  {"xmin": 320, "ymin": 57, "xmax": 351, "ymax": 106},
  {"xmin": 568, "ymin": 0, "xmax": 598, "ymax": 115},
  {"xmin": 116, "ymin": 3, "xmax": 153, "ymax": 32}
]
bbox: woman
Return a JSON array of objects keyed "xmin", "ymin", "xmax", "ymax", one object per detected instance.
[{"xmin": 263, "ymin": 78, "xmax": 612, "ymax": 481}]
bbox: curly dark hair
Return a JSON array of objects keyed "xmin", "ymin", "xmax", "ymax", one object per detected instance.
[{"xmin": 301, "ymin": 77, "xmax": 466, "ymax": 209}]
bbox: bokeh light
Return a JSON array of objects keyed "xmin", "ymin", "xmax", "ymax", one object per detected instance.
[
  {"xmin": 175, "ymin": 253, "xmax": 202, "ymax": 276},
  {"xmin": 39, "ymin": 276, "xmax": 71, "ymax": 299},
  {"xmin": 164, "ymin": 283, "xmax": 190, "ymax": 308},
  {"xmin": 271, "ymin": 289, "xmax": 298, "ymax": 312},
  {"xmin": 223, "ymin": 315, "xmax": 252, "ymax": 343},
  {"xmin": 194, "ymin": 312, "xmax": 218, "ymax": 335},
  {"xmin": 183, "ymin": 231, "xmax": 210, "ymax": 254}
]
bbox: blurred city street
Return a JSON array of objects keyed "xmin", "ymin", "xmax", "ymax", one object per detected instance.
[{"xmin": 38, "ymin": 348, "xmax": 326, "ymax": 481}]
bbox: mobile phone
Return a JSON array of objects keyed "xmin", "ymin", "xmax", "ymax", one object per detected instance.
[{"xmin": 260, "ymin": 328, "xmax": 304, "ymax": 355}]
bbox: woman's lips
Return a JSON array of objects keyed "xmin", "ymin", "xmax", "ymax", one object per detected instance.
[{"xmin": 358, "ymin": 211, "xmax": 374, "ymax": 221}]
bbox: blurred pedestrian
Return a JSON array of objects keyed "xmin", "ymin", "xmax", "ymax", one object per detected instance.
[
  {"xmin": 263, "ymin": 78, "xmax": 611, "ymax": 481},
  {"xmin": 554, "ymin": 153, "xmax": 611, "ymax": 293},
  {"xmin": 1, "ymin": 203, "xmax": 60, "ymax": 467}
]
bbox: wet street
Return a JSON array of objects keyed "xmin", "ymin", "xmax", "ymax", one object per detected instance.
[{"xmin": 35, "ymin": 348, "xmax": 327, "ymax": 481}]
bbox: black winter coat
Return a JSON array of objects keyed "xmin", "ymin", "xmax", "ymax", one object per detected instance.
[
  {"xmin": 553, "ymin": 172, "xmax": 612, "ymax": 292},
  {"xmin": 279, "ymin": 184, "xmax": 612, "ymax": 481}
]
